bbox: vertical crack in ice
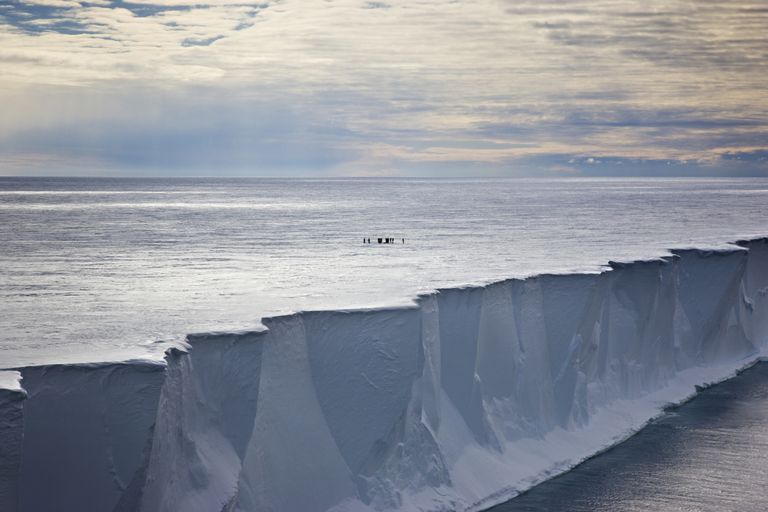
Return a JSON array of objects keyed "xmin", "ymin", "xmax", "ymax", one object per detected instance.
[{"xmin": 100, "ymin": 369, "xmax": 127, "ymax": 495}]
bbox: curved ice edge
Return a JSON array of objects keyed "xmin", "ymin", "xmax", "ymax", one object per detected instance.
[
  {"xmin": 2, "ymin": 237, "xmax": 765, "ymax": 375},
  {"xmin": 465, "ymin": 353, "xmax": 767, "ymax": 512},
  {"xmin": 9, "ymin": 359, "xmax": 167, "ymax": 372},
  {"xmin": 188, "ymin": 237, "xmax": 762, "ymax": 339},
  {"xmin": 3, "ymin": 235, "xmax": 768, "ymax": 512},
  {"xmin": 195, "ymin": 235, "xmax": 761, "ymax": 333}
]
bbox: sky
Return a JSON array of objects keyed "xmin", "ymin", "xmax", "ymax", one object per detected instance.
[{"xmin": 1, "ymin": 0, "xmax": 767, "ymax": 177}]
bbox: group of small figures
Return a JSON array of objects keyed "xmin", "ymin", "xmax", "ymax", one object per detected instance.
[{"xmin": 363, "ymin": 237, "xmax": 405, "ymax": 244}]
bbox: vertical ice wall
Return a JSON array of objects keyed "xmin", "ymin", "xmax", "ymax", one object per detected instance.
[
  {"xmin": 17, "ymin": 363, "xmax": 165, "ymax": 512},
  {"xmin": 0, "ymin": 372, "xmax": 24, "ymax": 511},
  {"xmin": 233, "ymin": 316, "xmax": 357, "ymax": 512},
  {"xmin": 2, "ymin": 239, "xmax": 768, "ymax": 512},
  {"xmin": 137, "ymin": 332, "xmax": 264, "ymax": 512},
  {"xmin": 739, "ymin": 239, "xmax": 768, "ymax": 345}
]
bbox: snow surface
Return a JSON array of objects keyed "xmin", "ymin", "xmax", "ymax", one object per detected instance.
[
  {"xmin": 2, "ymin": 238, "xmax": 768, "ymax": 512},
  {"xmin": 0, "ymin": 371, "xmax": 22, "ymax": 392},
  {"xmin": 3, "ymin": 177, "xmax": 768, "ymax": 368}
]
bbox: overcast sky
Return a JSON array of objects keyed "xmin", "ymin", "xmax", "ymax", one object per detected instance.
[{"xmin": 1, "ymin": 0, "xmax": 767, "ymax": 176}]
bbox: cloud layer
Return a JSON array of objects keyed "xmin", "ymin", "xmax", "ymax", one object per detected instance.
[{"xmin": 1, "ymin": 0, "xmax": 767, "ymax": 175}]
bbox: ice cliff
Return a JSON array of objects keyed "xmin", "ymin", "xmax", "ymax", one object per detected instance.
[{"xmin": 2, "ymin": 238, "xmax": 768, "ymax": 512}]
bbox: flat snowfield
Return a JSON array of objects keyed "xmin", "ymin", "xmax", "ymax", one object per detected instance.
[{"xmin": 1, "ymin": 177, "xmax": 767, "ymax": 367}]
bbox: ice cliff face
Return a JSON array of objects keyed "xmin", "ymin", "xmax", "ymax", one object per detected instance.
[
  {"xmin": 0, "ymin": 372, "xmax": 24, "ymax": 511},
  {"xmin": 15, "ymin": 363, "xmax": 164, "ymax": 512},
  {"xmin": 2, "ymin": 239, "xmax": 768, "ymax": 512}
]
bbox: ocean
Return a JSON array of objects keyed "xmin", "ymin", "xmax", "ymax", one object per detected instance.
[{"xmin": 488, "ymin": 361, "xmax": 768, "ymax": 512}]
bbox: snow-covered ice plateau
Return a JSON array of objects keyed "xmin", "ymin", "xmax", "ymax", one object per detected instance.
[
  {"xmin": 2, "ymin": 177, "xmax": 768, "ymax": 368},
  {"xmin": 2, "ymin": 178, "xmax": 768, "ymax": 512}
]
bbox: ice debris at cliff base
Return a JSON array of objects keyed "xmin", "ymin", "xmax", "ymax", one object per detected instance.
[{"xmin": 2, "ymin": 238, "xmax": 768, "ymax": 512}]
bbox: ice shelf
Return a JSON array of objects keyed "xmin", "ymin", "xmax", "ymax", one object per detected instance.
[{"xmin": 2, "ymin": 238, "xmax": 768, "ymax": 512}]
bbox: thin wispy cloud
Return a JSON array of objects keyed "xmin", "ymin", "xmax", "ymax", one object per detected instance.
[{"xmin": 0, "ymin": 0, "xmax": 766, "ymax": 175}]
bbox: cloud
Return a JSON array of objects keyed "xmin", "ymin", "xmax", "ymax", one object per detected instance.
[
  {"xmin": 0, "ymin": 0, "xmax": 766, "ymax": 175},
  {"xmin": 0, "ymin": 84, "xmax": 356, "ymax": 175},
  {"xmin": 20, "ymin": 0, "xmax": 81, "ymax": 8},
  {"xmin": 181, "ymin": 34, "xmax": 224, "ymax": 46}
]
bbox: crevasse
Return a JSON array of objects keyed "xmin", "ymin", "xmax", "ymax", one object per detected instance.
[{"xmin": 3, "ymin": 238, "xmax": 768, "ymax": 512}]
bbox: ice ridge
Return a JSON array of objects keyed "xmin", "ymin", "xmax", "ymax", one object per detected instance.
[{"xmin": 2, "ymin": 238, "xmax": 768, "ymax": 512}]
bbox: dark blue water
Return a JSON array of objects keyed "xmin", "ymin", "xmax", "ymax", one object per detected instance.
[{"xmin": 488, "ymin": 361, "xmax": 768, "ymax": 512}]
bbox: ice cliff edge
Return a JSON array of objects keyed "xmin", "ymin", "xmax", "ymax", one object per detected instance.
[{"xmin": 3, "ymin": 238, "xmax": 768, "ymax": 512}]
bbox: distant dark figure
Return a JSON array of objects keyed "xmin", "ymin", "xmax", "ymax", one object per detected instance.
[
  {"xmin": 402, "ymin": 238, "xmax": 405, "ymax": 244},
  {"xmin": 363, "ymin": 238, "xmax": 366, "ymax": 244},
  {"xmin": 378, "ymin": 238, "xmax": 382, "ymax": 244}
]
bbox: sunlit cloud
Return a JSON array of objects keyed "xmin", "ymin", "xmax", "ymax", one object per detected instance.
[{"xmin": 0, "ymin": 0, "xmax": 767, "ymax": 175}]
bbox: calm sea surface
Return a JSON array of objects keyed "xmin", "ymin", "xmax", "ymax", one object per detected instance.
[
  {"xmin": 488, "ymin": 361, "xmax": 768, "ymax": 512},
  {"xmin": 2, "ymin": 177, "xmax": 768, "ymax": 367}
]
